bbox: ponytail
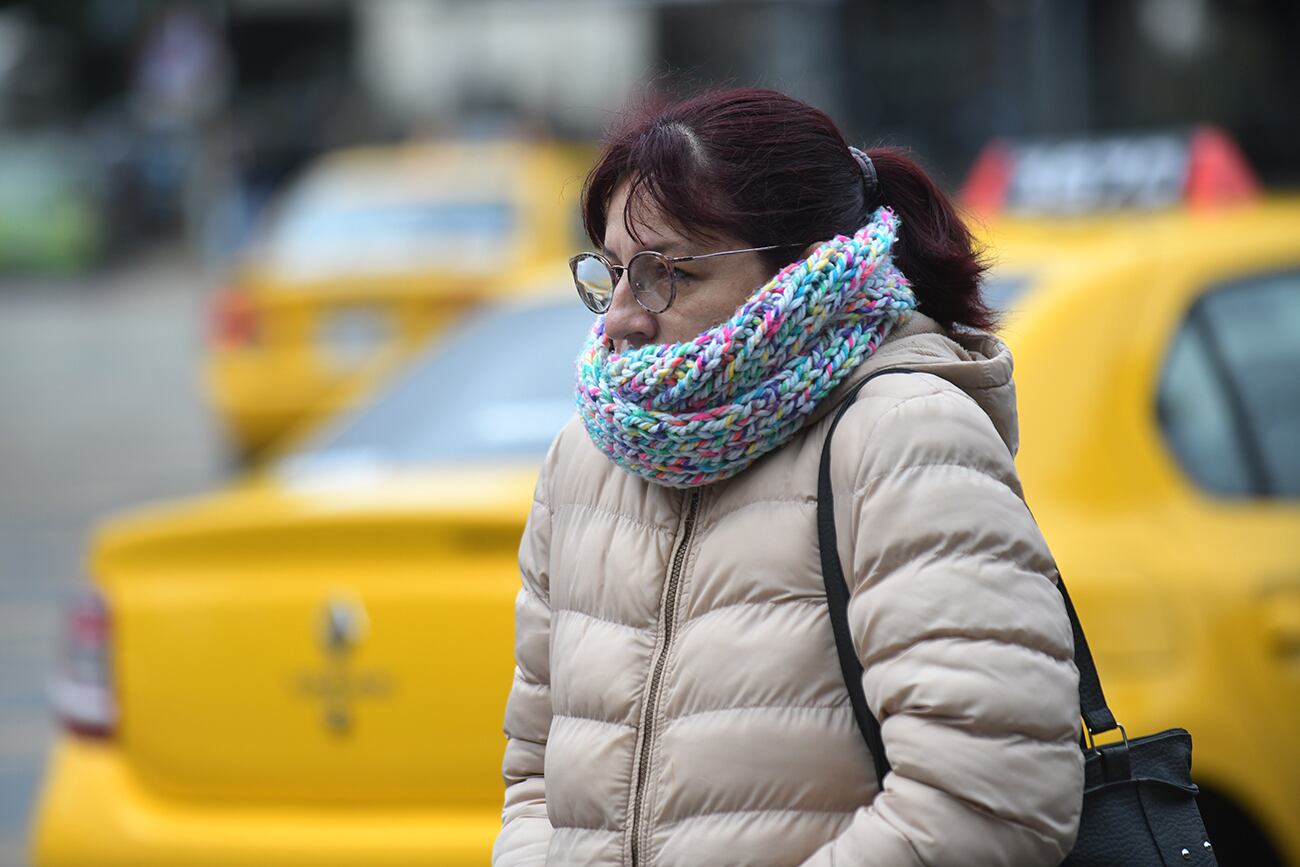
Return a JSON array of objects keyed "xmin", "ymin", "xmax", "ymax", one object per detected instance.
[{"xmin": 868, "ymin": 147, "xmax": 996, "ymax": 331}]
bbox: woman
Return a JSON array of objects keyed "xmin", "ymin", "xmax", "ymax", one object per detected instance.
[{"xmin": 494, "ymin": 88, "xmax": 1084, "ymax": 867}]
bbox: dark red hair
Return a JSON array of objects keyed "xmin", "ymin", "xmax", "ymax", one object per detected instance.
[{"xmin": 581, "ymin": 87, "xmax": 995, "ymax": 330}]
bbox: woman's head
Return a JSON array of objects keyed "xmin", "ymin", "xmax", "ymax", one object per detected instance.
[{"xmin": 580, "ymin": 87, "xmax": 993, "ymax": 349}]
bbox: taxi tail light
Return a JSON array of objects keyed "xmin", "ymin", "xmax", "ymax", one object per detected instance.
[
  {"xmin": 48, "ymin": 586, "xmax": 116, "ymax": 738},
  {"xmin": 211, "ymin": 287, "xmax": 261, "ymax": 349}
]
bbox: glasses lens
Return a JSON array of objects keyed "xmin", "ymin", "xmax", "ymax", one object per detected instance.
[
  {"xmin": 630, "ymin": 254, "xmax": 673, "ymax": 313},
  {"xmin": 573, "ymin": 255, "xmax": 614, "ymax": 312}
]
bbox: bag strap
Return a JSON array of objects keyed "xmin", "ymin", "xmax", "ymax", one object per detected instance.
[
  {"xmin": 1054, "ymin": 571, "xmax": 1118, "ymax": 737},
  {"xmin": 816, "ymin": 367, "xmax": 1118, "ymax": 791}
]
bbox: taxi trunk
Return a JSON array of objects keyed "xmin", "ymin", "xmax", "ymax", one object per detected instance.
[{"xmin": 88, "ymin": 482, "xmax": 524, "ymax": 808}]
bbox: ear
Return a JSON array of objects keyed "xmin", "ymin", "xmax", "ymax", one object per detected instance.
[{"xmin": 801, "ymin": 243, "xmax": 820, "ymax": 261}]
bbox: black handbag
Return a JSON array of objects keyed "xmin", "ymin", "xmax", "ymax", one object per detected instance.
[{"xmin": 817, "ymin": 367, "xmax": 1218, "ymax": 866}]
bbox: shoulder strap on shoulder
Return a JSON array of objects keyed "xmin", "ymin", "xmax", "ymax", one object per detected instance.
[
  {"xmin": 816, "ymin": 367, "xmax": 1118, "ymax": 793},
  {"xmin": 817, "ymin": 367, "xmax": 916, "ymax": 789}
]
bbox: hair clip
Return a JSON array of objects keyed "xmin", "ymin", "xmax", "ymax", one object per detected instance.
[{"xmin": 849, "ymin": 146, "xmax": 880, "ymax": 207}]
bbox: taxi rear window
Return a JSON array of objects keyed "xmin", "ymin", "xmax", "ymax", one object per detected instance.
[
  {"xmin": 274, "ymin": 201, "xmax": 515, "ymax": 250},
  {"xmin": 258, "ymin": 161, "xmax": 521, "ymax": 276},
  {"xmin": 280, "ymin": 274, "xmax": 1035, "ymax": 477},
  {"xmin": 982, "ymin": 272, "xmax": 1034, "ymax": 312},
  {"xmin": 280, "ymin": 298, "xmax": 592, "ymax": 473}
]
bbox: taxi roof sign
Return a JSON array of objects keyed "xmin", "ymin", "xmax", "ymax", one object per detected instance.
[{"xmin": 961, "ymin": 126, "xmax": 1259, "ymax": 217}]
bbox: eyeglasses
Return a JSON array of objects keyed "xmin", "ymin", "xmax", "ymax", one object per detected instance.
[{"xmin": 569, "ymin": 243, "xmax": 804, "ymax": 314}]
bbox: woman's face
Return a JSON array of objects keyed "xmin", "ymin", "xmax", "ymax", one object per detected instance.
[{"xmin": 600, "ymin": 181, "xmax": 776, "ymax": 351}]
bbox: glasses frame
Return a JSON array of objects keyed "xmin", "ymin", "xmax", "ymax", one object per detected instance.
[{"xmin": 569, "ymin": 243, "xmax": 805, "ymax": 314}]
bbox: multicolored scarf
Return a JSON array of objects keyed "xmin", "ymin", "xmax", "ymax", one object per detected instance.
[{"xmin": 576, "ymin": 207, "xmax": 917, "ymax": 488}]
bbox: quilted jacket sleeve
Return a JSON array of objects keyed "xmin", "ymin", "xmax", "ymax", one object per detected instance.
[
  {"xmin": 801, "ymin": 385, "xmax": 1085, "ymax": 867},
  {"xmin": 492, "ymin": 455, "xmax": 556, "ymax": 867}
]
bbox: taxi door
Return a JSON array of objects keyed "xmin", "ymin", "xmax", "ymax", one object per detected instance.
[{"xmin": 1151, "ymin": 237, "xmax": 1300, "ymax": 863}]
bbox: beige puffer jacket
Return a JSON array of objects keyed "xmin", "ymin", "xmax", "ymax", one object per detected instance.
[{"xmin": 494, "ymin": 312, "xmax": 1085, "ymax": 867}]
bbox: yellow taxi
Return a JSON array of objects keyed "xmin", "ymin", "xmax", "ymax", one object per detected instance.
[
  {"xmin": 34, "ymin": 280, "xmax": 591, "ymax": 867},
  {"xmin": 31, "ymin": 130, "xmax": 1300, "ymax": 866},
  {"xmin": 968, "ymin": 128, "xmax": 1300, "ymax": 866},
  {"xmin": 205, "ymin": 137, "xmax": 592, "ymax": 460}
]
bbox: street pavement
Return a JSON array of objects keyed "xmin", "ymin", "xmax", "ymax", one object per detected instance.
[{"xmin": 0, "ymin": 252, "xmax": 228, "ymax": 867}]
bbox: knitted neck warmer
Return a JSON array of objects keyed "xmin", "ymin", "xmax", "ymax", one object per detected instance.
[{"xmin": 576, "ymin": 207, "xmax": 918, "ymax": 488}]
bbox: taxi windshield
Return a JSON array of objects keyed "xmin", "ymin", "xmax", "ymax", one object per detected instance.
[{"xmin": 279, "ymin": 298, "xmax": 593, "ymax": 474}]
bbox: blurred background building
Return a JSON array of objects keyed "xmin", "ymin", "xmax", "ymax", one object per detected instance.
[
  {"xmin": 1, "ymin": 1, "xmax": 1298, "ymax": 866},
  {"xmin": 1, "ymin": 0, "xmax": 1296, "ymax": 271}
]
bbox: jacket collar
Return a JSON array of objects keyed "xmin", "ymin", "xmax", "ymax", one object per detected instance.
[{"xmin": 804, "ymin": 311, "xmax": 1021, "ymax": 456}]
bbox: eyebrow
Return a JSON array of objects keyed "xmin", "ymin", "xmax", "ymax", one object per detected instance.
[{"xmin": 601, "ymin": 240, "xmax": 686, "ymax": 262}]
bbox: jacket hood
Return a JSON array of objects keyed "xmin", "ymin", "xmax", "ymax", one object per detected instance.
[{"xmin": 807, "ymin": 310, "xmax": 1020, "ymax": 456}]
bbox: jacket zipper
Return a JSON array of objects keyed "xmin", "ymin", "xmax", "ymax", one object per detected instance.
[{"xmin": 630, "ymin": 487, "xmax": 702, "ymax": 866}]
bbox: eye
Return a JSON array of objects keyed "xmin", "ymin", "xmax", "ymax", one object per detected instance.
[{"xmin": 673, "ymin": 268, "xmax": 691, "ymax": 281}]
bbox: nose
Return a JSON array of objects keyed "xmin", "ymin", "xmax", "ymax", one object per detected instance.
[{"xmin": 602, "ymin": 271, "xmax": 657, "ymax": 350}]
